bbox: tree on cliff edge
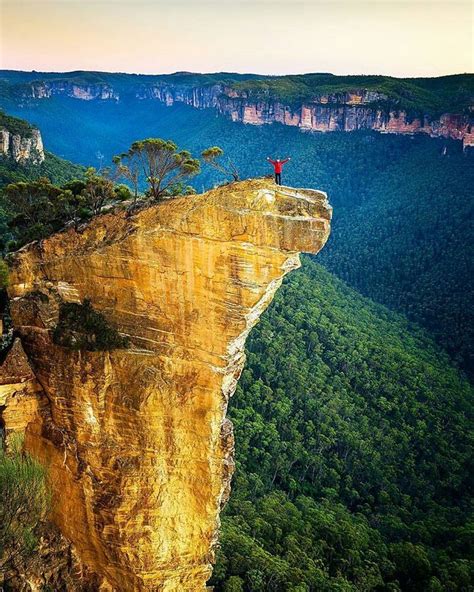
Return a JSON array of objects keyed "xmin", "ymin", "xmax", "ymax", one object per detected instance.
[
  {"xmin": 202, "ymin": 146, "xmax": 240, "ymax": 182},
  {"xmin": 114, "ymin": 139, "xmax": 200, "ymax": 200}
]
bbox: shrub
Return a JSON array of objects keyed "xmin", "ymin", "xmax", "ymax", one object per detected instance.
[
  {"xmin": 0, "ymin": 434, "xmax": 49, "ymax": 578},
  {"xmin": 0, "ymin": 259, "xmax": 9, "ymax": 290},
  {"xmin": 53, "ymin": 299, "xmax": 129, "ymax": 351}
]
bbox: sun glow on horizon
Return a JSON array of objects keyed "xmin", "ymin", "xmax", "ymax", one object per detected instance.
[{"xmin": 0, "ymin": 0, "xmax": 473, "ymax": 77}]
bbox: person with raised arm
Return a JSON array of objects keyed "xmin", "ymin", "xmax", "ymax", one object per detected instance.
[{"xmin": 267, "ymin": 156, "xmax": 291, "ymax": 185}]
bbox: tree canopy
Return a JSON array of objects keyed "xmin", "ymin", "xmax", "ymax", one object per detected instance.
[
  {"xmin": 114, "ymin": 138, "xmax": 200, "ymax": 200},
  {"xmin": 202, "ymin": 146, "xmax": 240, "ymax": 182}
]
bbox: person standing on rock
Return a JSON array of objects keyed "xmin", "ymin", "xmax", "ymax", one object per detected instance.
[{"xmin": 267, "ymin": 156, "xmax": 291, "ymax": 185}]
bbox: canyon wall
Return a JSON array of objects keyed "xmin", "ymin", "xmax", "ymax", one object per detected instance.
[
  {"xmin": 139, "ymin": 83, "xmax": 474, "ymax": 145},
  {"xmin": 0, "ymin": 127, "xmax": 45, "ymax": 164},
  {"xmin": 5, "ymin": 179, "xmax": 331, "ymax": 591},
  {"xmin": 30, "ymin": 80, "xmax": 119, "ymax": 101},
  {"xmin": 20, "ymin": 80, "xmax": 473, "ymax": 146}
]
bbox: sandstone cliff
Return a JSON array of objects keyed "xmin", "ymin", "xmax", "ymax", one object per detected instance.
[
  {"xmin": 12, "ymin": 77, "xmax": 473, "ymax": 145},
  {"xmin": 138, "ymin": 83, "xmax": 474, "ymax": 144},
  {"xmin": 0, "ymin": 338, "xmax": 42, "ymax": 437},
  {"xmin": 4, "ymin": 179, "xmax": 331, "ymax": 591},
  {"xmin": 30, "ymin": 80, "xmax": 119, "ymax": 101},
  {"xmin": 0, "ymin": 127, "xmax": 45, "ymax": 164}
]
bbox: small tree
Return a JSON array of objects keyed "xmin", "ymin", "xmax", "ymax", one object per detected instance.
[
  {"xmin": 0, "ymin": 435, "xmax": 50, "ymax": 580},
  {"xmin": 80, "ymin": 168, "xmax": 116, "ymax": 216},
  {"xmin": 112, "ymin": 152, "xmax": 141, "ymax": 202},
  {"xmin": 202, "ymin": 146, "xmax": 240, "ymax": 182},
  {"xmin": 123, "ymin": 138, "xmax": 200, "ymax": 200},
  {"xmin": 114, "ymin": 184, "xmax": 133, "ymax": 202},
  {"xmin": 2, "ymin": 177, "xmax": 71, "ymax": 245},
  {"xmin": 61, "ymin": 178, "xmax": 87, "ymax": 196},
  {"xmin": 0, "ymin": 260, "xmax": 9, "ymax": 290}
]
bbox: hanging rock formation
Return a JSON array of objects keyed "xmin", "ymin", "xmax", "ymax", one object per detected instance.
[{"xmin": 6, "ymin": 179, "xmax": 331, "ymax": 591}]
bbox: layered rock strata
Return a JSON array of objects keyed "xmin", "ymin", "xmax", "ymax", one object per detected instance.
[
  {"xmin": 0, "ymin": 127, "xmax": 45, "ymax": 164},
  {"xmin": 31, "ymin": 81, "xmax": 119, "ymax": 101},
  {"xmin": 16, "ymin": 79, "xmax": 473, "ymax": 142},
  {"xmin": 142, "ymin": 84, "xmax": 473, "ymax": 142},
  {"xmin": 6, "ymin": 179, "xmax": 331, "ymax": 591},
  {"xmin": 0, "ymin": 338, "xmax": 43, "ymax": 441}
]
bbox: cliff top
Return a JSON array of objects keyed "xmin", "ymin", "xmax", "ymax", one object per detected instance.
[
  {"xmin": 0, "ymin": 110, "xmax": 36, "ymax": 137},
  {"xmin": 8, "ymin": 178, "xmax": 332, "ymax": 297}
]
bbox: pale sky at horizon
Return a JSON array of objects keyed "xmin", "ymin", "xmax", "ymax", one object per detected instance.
[{"xmin": 0, "ymin": 0, "xmax": 473, "ymax": 78}]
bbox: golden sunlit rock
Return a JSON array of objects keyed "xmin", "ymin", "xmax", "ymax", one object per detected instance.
[{"xmin": 6, "ymin": 178, "xmax": 331, "ymax": 591}]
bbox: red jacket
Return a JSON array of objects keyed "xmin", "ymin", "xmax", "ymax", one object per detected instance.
[{"xmin": 268, "ymin": 158, "xmax": 289, "ymax": 174}]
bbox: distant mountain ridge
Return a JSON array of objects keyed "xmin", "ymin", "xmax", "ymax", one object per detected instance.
[{"xmin": 1, "ymin": 70, "xmax": 473, "ymax": 147}]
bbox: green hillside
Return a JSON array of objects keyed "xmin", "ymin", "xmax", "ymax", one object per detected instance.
[
  {"xmin": 0, "ymin": 151, "xmax": 84, "ymax": 188},
  {"xmin": 211, "ymin": 260, "xmax": 473, "ymax": 591},
  {"xmin": 317, "ymin": 135, "xmax": 474, "ymax": 377}
]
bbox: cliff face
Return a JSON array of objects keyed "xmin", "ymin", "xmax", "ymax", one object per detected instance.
[
  {"xmin": 140, "ymin": 83, "xmax": 474, "ymax": 144},
  {"xmin": 0, "ymin": 338, "xmax": 43, "ymax": 439},
  {"xmin": 0, "ymin": 127, "xmax": 45, "ymax": 164},
  {"xmin": 6, "ymin": 179, "xmax": 331, "ymax": 591},
  {"xmin": 31, "ymin": 81, "xmax": 119, "ymax": 101},
  {"xmin": 20, "ymin": 79, "xmax": 473, "ymax": 144}
]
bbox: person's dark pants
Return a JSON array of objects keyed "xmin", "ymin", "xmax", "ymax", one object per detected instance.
[{"xmin": 275, "ymin": 172, "xmax": 281, "ymax": 185}]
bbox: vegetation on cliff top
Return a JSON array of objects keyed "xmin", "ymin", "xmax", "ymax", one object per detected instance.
[
  {"xmin": 226, "ymin": 73, "xmax": 474, "ymax": 114},
  {"xmin": 113, "ymin": 138, "xmax": 200, "ymax": 200},
  {"xmin": 211, "ymin": 261, "xmax": 474, "ymax": 591},
  {"xmin": 0, "ymin": 110, "xmax": 35, "ymax": 138},
  {"xmin": 0, "ymin": 135, "xmax": 218, "ymax": 251}
]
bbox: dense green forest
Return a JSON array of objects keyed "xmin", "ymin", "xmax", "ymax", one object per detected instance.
[
  {"xmin": 0, "ymin": 152, "xmax": 84, "ymax": 188},
  {"xmin": 317, "ymin": 137, "xmax": 474, "ymax": 378},
  {"xmin": 211, "ymin": 260, "xmax": 473, "ymax": 591}
]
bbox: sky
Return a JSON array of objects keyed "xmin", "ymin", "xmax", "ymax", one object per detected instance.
[{"xmin": 0, "ymin": 0, "xmax": 472, "ymax": 77}]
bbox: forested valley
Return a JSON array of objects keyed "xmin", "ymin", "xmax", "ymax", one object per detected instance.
[{"xmin": 0, "ymin": 105, "xmax": 472, "ymax": 590}]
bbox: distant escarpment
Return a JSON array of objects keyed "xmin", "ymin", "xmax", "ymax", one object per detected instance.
[
  {"xmin": 3, "ymin": 179, "xmax": 331, "ymax": 591},
  {"xmin": 0, "ymin": 111, "xmax": 45, "ymax": 164},
  {"xmin": 29, "ymin": 80, "xmax": 119, "ymax": 101},
  {"xmin": 137, "ymin": 83, "xmax": 474, "ymax": 148},
  {"xmin": 5, "ymin": 71, "xmax": 473, "ymax": 148}
]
